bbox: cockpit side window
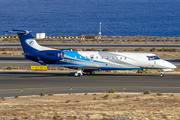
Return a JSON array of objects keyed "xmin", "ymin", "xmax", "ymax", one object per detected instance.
[{"xmin": 147, "ymin": 56, "xmax": 161, "ymax": 60}]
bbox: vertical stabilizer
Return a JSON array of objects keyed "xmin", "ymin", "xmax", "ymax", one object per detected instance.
[{"xmin": 7, "ymin": 30, "xmax": 54, "ymax": 56}]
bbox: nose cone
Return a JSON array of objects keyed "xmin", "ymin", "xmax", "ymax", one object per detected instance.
[
  {"xmin": 164, "ymin": 60, "xmax": 177, "ymax": 69},
  {"xmin": 171, "ymin": 64, "xmax": 177, "ymax": 69}
]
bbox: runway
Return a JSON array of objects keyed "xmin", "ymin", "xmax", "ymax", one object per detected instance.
[
  {"xmin": 0, "ymin": 56, "xmax": 180, "ymax": 97},
  {"xmin": 0, "ymin": 56, "xmax": 39, "ymax": 68},
  {"xmin": 1, "ymin": 43, "xmax": 180, "ymax": 48},
  {"xmin": 0, "ymin": 72, "xmax": 180, "ymax": 97}
]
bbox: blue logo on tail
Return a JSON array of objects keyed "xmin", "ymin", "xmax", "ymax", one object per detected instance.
[{"xmin": 28, "ymin": 40, "xmax": 34, "ymax": 45}]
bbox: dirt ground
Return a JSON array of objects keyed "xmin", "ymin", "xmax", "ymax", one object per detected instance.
[{"xmin": 0, "ymin": 92, "xmax": 180, "ymax": 120}]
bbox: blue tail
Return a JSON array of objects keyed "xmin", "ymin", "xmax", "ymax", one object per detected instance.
[
  {"xmin": 8, "ymin": 30, "xmax": 38, "ymax": 55},
  {"xmin": 7, "ymin": 30, "xmax": 53, "ymax": 56},
  {"xmin": 6, "ymin": 30, "xmax": 56, "ymax": 64}
]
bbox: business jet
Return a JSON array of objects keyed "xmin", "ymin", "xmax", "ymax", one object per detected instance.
[{"xmin": 6, "ymin": 30, "xmax": 176, "ymax": 77}]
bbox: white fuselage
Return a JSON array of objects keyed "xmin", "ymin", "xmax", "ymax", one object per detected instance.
[{"xmin": 63, "ymin": 51, "xmax": 176, "ymax": 71}]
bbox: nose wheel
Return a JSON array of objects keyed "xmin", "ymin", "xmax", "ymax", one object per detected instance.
[
  {"xmin": 160, "ymin": 69, "xmax": 164, "ymax": 77},
  {"xmin": 160, "ymin": 73, "xmax": 164, "ymax": 77}
]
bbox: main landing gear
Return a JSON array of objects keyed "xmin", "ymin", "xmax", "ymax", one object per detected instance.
[
  {"xmin": 74, "ymin": 68, "xmax": 95, "ymax": 77},
  {"xmin": 75, "ymin": 68, "xmax": 83, "ymax": 77},
  {"xmin": 86, "ymin": 71, "xmax": 95, "ymax": 75}
]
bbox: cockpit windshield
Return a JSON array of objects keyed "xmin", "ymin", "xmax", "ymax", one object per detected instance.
[{"xmin": 147, "ymin": 56, "xmax": 161, "ymax": 60}]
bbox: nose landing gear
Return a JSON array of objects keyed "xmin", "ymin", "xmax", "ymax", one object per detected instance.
[
  {"xmin": 160, "ymin": 73, "xmax": 164, "ymax": 77},
  {"xmin": 160, "ymin": 69, "xmax": 164, "ymax": 77}
]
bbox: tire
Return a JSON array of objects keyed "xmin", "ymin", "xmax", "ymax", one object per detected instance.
[
  {"xmin": 75, "ymin": 73, "xmax": 78, "ymax": 77},
  {"xmin": 86, "ymin": 72, "xmax": 90, "ymax": 75},
  {"xmin": 160, "ymin": 74, "xmax": 164, "ymax": 77},
  {"xmin": 90, "ymin": 71, "xmax": 95, "ymax": 75}
]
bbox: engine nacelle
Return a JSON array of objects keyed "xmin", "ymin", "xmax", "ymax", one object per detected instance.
[{"xmin": 35, "ymin": 50, "xmax": 64, "ymax": 63}]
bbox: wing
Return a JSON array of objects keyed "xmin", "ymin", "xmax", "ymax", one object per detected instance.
[{"xmin": 47, "ymin": 64, "xmax": 100, "ymax": 69}]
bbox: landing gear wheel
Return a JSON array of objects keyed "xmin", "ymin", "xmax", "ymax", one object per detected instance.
[
  {"xmin": 90, "ymin": 71, "xmax": 95, "ymax": 75},
  {"xmin": 75, "ymin": 68, "xmax": 83, "ymax": 77},
  {"xmin": 86, "ymin": 72, "xmax": 90, "ymax": 75},
  {"xmin": 160, "ymin": 73, "xmax": 164, "ymax": 77},
  {"xmin": 75, "ymin": 73, "xmax": 79, "ymax": 77}
]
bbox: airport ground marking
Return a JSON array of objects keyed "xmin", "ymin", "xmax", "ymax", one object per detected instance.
[{"xmin": 0, "ymin": 86, "xmax": 180, "ymax": 92}]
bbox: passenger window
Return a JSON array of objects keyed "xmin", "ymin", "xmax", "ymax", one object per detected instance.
[
  {"xmin": 96, "ymin": 56, "xmax": 98, "ymax": 59},
  {"xmin": 101, "ymin": 56, "xmax": 103, "ymax": 59},
  {"xmin": 90, "ymin": 55, "xmax": 94, "ymax": 59},
  {"xmin": 116, "ymin": 57, "xmax": 118, "ymax": 60},
  {"xmin": 106, "ymin": 57, "xmax": 108, "ymax": 60}
]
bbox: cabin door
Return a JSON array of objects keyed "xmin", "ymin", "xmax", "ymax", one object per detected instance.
[{"xmin": 90, "ymin": 54, "xmax": 94, "ymax": 62}]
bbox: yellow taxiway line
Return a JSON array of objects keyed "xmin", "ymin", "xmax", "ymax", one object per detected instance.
[{"xmin": 0, "ymin": 86, "xmax": 180, "ymax": 92}]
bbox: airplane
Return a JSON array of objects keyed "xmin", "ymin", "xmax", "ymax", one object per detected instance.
[{"xmin": 6, "ymin": 29, "xmax": 176, "ymax": 77}]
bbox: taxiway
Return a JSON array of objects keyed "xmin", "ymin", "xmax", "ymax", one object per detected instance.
[{"xmin": 0, "ymin": 72, "xmax": 180, "ymax": 97}]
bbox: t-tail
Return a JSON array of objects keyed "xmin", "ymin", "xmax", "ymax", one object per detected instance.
[
  {"xmin": 7, "ymin": 30, "xmax": 54, "ymax": 56},
  {"xmin": 6, "ymin": 30, "xmax": 56, "ymax": 64}
]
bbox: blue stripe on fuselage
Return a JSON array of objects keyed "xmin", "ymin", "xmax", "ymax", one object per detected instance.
[
  {"xmin": 99, "ymin": 66, "xmax": 139, "ymax": 70},
  {"xmin": 64, "ymin": 51, "xmax": 105, "ymax": 63}
]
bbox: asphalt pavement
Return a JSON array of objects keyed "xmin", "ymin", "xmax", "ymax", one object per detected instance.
[{"xmin": 0, "ymin": 72, "xmax": 180, "ymax": 97}]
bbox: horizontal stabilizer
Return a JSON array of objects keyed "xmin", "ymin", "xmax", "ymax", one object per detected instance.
[{"xmin": 5, "ymin": 29, "xmax": 31, "ymax": 34}]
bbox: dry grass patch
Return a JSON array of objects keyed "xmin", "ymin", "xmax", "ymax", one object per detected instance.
[
  {"xmin": 14, "ymin": 96, "xmax": 18, "ymax": 98},
  {"xmin": 109, "ymin": 89, "xmax": 116, "ymax": 93},
  {"xmin": 65, "ymin": 100, "xmax": 71, "ymax": 103},
  {"xmin": 157, "ymin": 92, "xmax": 163, "ymax": 96},
  {"xmin": 144, "ymin": 90, "xmax": 151, "ymax": 94},
  {"xmin": 48, "ymin": 93, "xmax": 54, "ymax": 96},
  {"xmin": 94, "ymin": 97, "xmax": 96, "ymax": 100},
  {"xmin": 39, "ymin": 92, "xmax": 45, "ymax": 96},
  {"xmin": 116, "ymin": 95, "xmax": 121, "ymax": 99},
  {"xmin": 53, "ymin": 116, "xmax": 58, "ymax": 120},
  {"xmin": 103, "ymin": 94, "xmax": 109, "ymax": 100},
  {"xmin": 14, "ymin": 118, "xmax": 19, "ymax": 120},
  {"xmin": 1, "ymin": 97, "xmax": 5, "ymax": 101}
]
